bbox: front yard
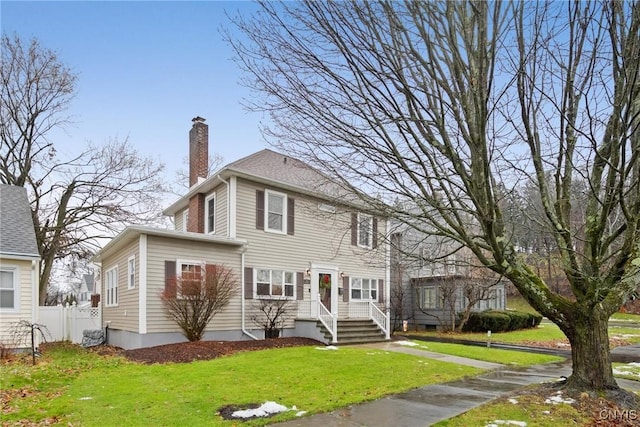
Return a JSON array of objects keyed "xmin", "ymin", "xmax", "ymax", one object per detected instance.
[{"xmin": 2, "ymin": 341, "xmax": 483, "ymax": 426}]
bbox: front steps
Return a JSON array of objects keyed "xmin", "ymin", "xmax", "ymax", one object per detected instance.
[{"xmin": 318, "ymin": 318, "xmax": 387, "ymax": 345}]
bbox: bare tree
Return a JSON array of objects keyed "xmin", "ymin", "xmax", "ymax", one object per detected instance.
[
  {"xmin": 250, "ymin": 298, "xmax": 294, "ymax": 339},
  {"xmin": 171, "ymin": 153, "xmax": 224, "ymax": 196},
  {"xmin": 162, "ymin": 264, "xmax": 237, "ymax": 342},
  {"xmin": 0, "ymin": 34, "xmax": 166, "ymax": 304},
  {"xmin": 228, "ymin": 1, "xmax": 640, "ymax": 395}
]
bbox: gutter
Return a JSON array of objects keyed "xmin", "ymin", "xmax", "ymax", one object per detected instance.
[{"xmin": 240, "ymin": 247, "xmax": 258, "ymax": 340}]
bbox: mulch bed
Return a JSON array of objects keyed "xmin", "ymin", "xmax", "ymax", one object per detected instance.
[{"xmin": 120, "ymin": 337, "xmax": 322, "ymax": 364}]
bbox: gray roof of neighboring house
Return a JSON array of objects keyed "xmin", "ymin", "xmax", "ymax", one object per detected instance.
[
  {"xmin": 0, "ymin": 184, "xmax": 40, "ymax": 258},
  {"xmin": 164, "ymin": 149, "xmax": 356, "ymax": 216}
]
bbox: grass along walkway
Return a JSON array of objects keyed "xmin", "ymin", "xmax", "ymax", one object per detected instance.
[
  {"xmin": 406, "ymin": 322, "xmax": 640, "ymax": 347},
  {"xmin": 398, "ymin": 340, "xmax": 564, "ymax": 365},
  {"xmin": 2, "ymin": 342, "xmax": 483, "ymax": 426}
]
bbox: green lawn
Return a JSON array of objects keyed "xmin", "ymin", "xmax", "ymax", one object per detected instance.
[
  {"xmin": 407, "ymin": 321, "xmax": 640, "ymax": 346},
  {"xmin": 2, "ymin": 342, "xmax": 483, "ymax": 426},
  {"xmin": 404, "ymin": 340, "xmax": 564, "ymax": 365}
]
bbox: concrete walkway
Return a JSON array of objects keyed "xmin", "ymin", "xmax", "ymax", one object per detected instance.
[{"xmin": 274, "ymin": 340, "xmax": 640, "ymax": 427}]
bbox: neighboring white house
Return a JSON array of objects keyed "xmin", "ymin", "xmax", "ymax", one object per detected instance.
[
  {"xmin": 94, "ymin": 117, "xmax": 390, "ymax": 349},
  {"xmin": 0, "ymin": 184, "xmax": 40, "ymax": 348},
  {"xmin": 77, "ymin": 273, "xmax": 97, "ymax": 306}
]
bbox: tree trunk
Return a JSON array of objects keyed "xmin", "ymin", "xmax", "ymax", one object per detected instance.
[{"xmin": 564, "ymin": 310, "xmax": 618, "ymax": 390}]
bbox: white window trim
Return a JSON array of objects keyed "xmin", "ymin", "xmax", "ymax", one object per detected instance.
[
  {"xmin": 105, "ymin": 266, "xmax": 118, "ymax": 307},
  {"xmin": 349, "ymin": 277, "xmax": 378, "ymax": 301},
  {"xmin": 422, "ymin": 286, "xmax": 438, "ymax": 310},
  {"xmin": 0, "ymin": 265, "xmax": 19, "ymax": 312},
  {"xmin": 205, "ymin": 192, "xmax": 216, "ymax": 234},
  {"xmin": 127, "ymin": 255, "xmax": 136, "ymax": 290},
  {"xmin": 176, "ymin": 259, "xmax": 205, "ymax": 299},
  {"xmin": 254, "ymin": 267, "xmax": 296, "ymax": 300},
  {"xmin": 182, "ymin": 210, "xmax": 189, "ymax": 232},
  {"xmin": 264, "ymin": 189, "xmax": 287, "ymax": 234},
  {"xmin": 357, "ymin": 213, "xmax": 373, "ymax": 249}
]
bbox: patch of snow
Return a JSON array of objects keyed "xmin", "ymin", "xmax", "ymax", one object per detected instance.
[
  {"xmin": 232, "ymin": 401, "xmax": 289, "ymax": 418},
  {"xmin": 395, "ymin": 340, "xmax": 420, "ymax": 347},
  {"xmin": 315, "ymin": 346, "xmax": 338, "ymax": 351},
  {"xmin": 508, "ymin": 398, "xmax": 518, "ymax": 404},
  {"xmin": 295, "ymin": 411, "xmax": 307, "ymax": 417},
  {"xmin": 78, "ymin": 397, "xmax": 93, "ymax": 401},
  {"xmin": 485, "ymin": 420, "xmax": 527, "ymax": 426},
  {"xmin": 544, "ymin": 391, "xmax": 575, "ymax": 405},
  {"xmin": 542, "ymin": 410, "xmax": 551, "ymax": 415},
  {"xmin": 613, "ymin": 366, "xmax": 640, "ymax": 377}
]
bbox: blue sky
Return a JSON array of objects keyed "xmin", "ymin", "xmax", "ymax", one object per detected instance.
[{"xmin": 1, "ymin": 1, "xmax": 267, "ymax": 188}]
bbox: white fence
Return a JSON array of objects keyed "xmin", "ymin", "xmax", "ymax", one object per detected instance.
[{"xmin": 38, "ymin": 302, "xmax": 102, "ymax": 344}]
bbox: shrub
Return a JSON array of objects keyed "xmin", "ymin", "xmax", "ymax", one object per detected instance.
[{"xmin": 461, "ymin": 310, "xmax": 541, "ymax": 332}]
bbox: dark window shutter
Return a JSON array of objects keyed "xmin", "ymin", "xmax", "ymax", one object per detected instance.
[
  {"xmin": 244, "ymin": 267, "xmax": 254, "ymax": 299},
  {"xmin": 256, "ymin": 190, "xmax": 265, "ymax": 230},
  {"xmin": 287, "ymin": 197, "xmax": 295, "ymax": 235},
  {"xmin": 378, "ymin": 279, "xmax": 384, "ymax": 303},
  {"xmin": 164, "ymin": 260, "xmax": 177, "ymax": 298},
  {"xmin": 296, "ymin": 272, "xmax": 304, "ymax": 300},
  {"xmin": 204, "ymin": 264, "xmax": 217, "ymax": 280},
  {"xmin": 372, "ymin": 218, "xmax": 378, "ymax": 248},
  {"xmin": 343, "ymin": 276, "xmax": 350, "ymax": 302},
  {"xmin": 351, "ymin": 213, "xmax": 358, "ymax": 246}
]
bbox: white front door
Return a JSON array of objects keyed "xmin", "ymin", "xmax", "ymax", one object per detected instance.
[{"xmin": 310, "ymin": 264, "xmax": 339, "ymax": 316}]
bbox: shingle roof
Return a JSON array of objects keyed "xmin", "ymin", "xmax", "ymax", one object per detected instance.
[
  {"xmin": 226, "ymin": 149, "xmax": 345, "ymax": 199},
  {"xmin": 0, "ymin": 184, "xmax": 40, "ymax": 258},
  {"xmin": 163, "ymin": 149, "xmax": 361, "ymax": 216}
]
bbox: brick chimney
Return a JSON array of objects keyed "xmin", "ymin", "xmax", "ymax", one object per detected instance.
[
  {"xmin": 189, "ymin": 116, "xmax": 208, "ymax": 187},
  {"xmin": 187, "ymin": 117, "xmax": 208, "ymax": 233}
]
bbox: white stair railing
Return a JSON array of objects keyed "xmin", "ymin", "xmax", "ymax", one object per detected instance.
[
  {"xmin": 369, "ymin": 302, "xmax": 388, "ymax": 337},
  {"xmin": 317, "ymin": 296, "xmax": 337, "ymax": 343}
]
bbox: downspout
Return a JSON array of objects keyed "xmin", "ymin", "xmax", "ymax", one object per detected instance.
[
  {"xmin": 385, "ymin": 219, "xmax": 391, "ymax": 339},
  {"xmin": 241, "ymin": 247, "xmax": 258, "ymax": 340},
  {"xmin": 216, "ymin": 174, "xmax": 231, "ymax": 238}
]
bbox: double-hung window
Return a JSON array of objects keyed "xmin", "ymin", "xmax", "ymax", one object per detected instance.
[
  {"xmin": 422, "ymin": 286, "xmax": 438, "ymax": 309},
  {"xmin": 105, "ymin": 266, "xmax": 118, "ymax": 306},
  {"xmin": 357, "ymin": 214, "xmax": 373, "ymax": 248},
  {"xmin": 256, "ymin": 269, "xmax": 295, "ymax": 298},
  {"xmin": 127, "ymin": 256, "xmax": 136, "ymax": 289},
  {"xmin": 350, "ymin": 277, "xmax": 378, "ymax": 301},
  {"xmin": 0, "ymin": 267, "xmax": 17, "ymax": 310},
  {"xmin": 179, "ymin": 261, "xmax": 203, "ymax": 297},
  {"xmin": 265, "ymin": 190, "xmax": 286, "ymax": 233},
  {"xmin": 205, "ymin": 193, "xmax": 216, "ymax": 233},
  {"xmin": 182, "ymin": 210, "xmax": 189, "ymax": 232}
]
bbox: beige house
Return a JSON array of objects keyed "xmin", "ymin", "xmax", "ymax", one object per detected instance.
[
  {"xmin": 94, "ymin": 118, "xmax": 389, "ymax": 349},
  {"xmin": 0, "ymin": 185, "xmax": 41, "ymax": 348}
]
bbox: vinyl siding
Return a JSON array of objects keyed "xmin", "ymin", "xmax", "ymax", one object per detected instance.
[
  {"xmin": 101, "ymin": 239, "xmax": 140, "ymax": 332},
  {"xmin": 145, "ymin": 235, "xmax": 243, "ymax": 333},
  {"xmin": 0, "ymin": 259, "xmax": 36, "ymax": 347},
  {"xmin": 235, "ymin": 178, "xmax": 387, "ymax": 317},
  {"xmin": 175, "ymin": 208, "xmax": 186, "ymax": 231},
  {"xmin": 213, "ymin": 183, "xmax": 228, "ymax": 237}
]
